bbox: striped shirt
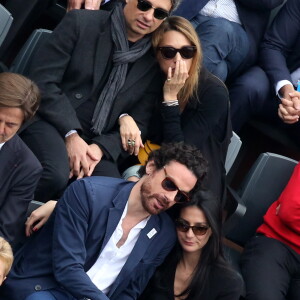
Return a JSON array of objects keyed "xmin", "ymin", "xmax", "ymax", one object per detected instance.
[{"xmin": 201, "ymin": 0, "xmax": 241, "ymax": 24}]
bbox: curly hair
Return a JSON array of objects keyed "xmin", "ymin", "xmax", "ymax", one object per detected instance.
[{"xmin": 139, "ymin": 142, "xmax": 208, "ymax": 192}]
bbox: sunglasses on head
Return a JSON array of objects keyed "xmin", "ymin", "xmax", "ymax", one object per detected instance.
[
  {"xmin": 161, "ymin": 166, "xmax": 190, "ymax": 203},
  {"xmin": 137, "ymin": 0, "xmax": 169, "ymax": 20},
  {"xmin": 175, "ymin": 219, "xmax": 210, "ymax": 236},
  {"xmin": 158, "ymin": 46, "xmax": 197, "ymax": 59}
]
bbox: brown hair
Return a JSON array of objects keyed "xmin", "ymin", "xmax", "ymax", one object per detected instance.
[
  {"xmin": 0, "ymin": 237, "xmax": 13, "ymax": 277},
  {"xmin": 152, "ymin": 16, "xmax": 202, "ymax": 105},
  {"xmin": 0, "ymin": 72, "xmax": 40, "ymax": 122}
]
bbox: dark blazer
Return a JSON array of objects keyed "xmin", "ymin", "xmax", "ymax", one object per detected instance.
[
  {"xmin": 149, "ymin": 68, "xmax": 232, "ymax": 204},
  {"xmin": 260, "ymin": 0, "xmax": 300, "ymax": 85},
  {"xmin": 173, "ymin": 0, "xmax": 284, "ymax": 69},
  {"xmin": 0, "ymin": 134, "xmax": 42, "ymax": 246},
  {"xmin": 1, "ymin": 177, "xmax": 176, "ymax": 300},
  {"xmin": 28, "ymin": 8, "xmax": 162, "ymax": 161}
]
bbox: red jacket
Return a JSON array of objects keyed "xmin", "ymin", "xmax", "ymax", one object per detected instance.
[{"xmin": 257, "ymin": 162, "xmax": 300, "ymax": 254}]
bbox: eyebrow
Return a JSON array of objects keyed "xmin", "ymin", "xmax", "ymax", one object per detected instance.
[
  {"xmin": 164, "ymin": 168, "xmax": 190, "ymax": 194},
  {"xmin": 179, "ymin": 218, "xmax": 209, "ymax": 226}
]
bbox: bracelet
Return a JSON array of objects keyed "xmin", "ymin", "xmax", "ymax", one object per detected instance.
[
  {"xmin": 119, "ymin": 113, "xmax": 129, "ymax": 119},
  {"xmin": 162, "ymin": 100, "xmax": 179, "ymax": 107},
  {"xmin": 65, "ymin": 129, "xmax": 77, "ymax": 138}
]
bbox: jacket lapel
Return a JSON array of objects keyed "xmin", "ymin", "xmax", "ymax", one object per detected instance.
[
  {"xmin": 91, "ymin": 24, "xmax": 113, "ymax": 94},
  {"xmin": 119, "ymin": 53, "xmax": 156, "ymax": 94},
  {"xmin": 0, "ymin": 138, "xmax": 18, "ymax": 191},
  {"xmin": 108, "ymin": 215, "xmax": 160, "ymax": 297}
]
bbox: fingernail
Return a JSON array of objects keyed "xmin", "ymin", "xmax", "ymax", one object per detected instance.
[{"xmin": 33, "ymin": 227, "xmax": 38, "ymax": 232}]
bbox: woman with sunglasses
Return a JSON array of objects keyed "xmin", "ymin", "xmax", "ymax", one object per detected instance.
[
  {"xmin": 138, "ymin": 191, "xmax": 243, "ymax": 300},
  {"xmin": 119, "ymin": 16, "xmax": 232, "ymax": 204}
]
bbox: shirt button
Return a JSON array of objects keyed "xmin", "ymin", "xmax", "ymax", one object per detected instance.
[
  {"xmin": 34, "ymin": 284, "xmax": 42, "ymax": 291},
  {"xmin": 75, "ymin": 93, "xmax": 83, "ymax": 99}
]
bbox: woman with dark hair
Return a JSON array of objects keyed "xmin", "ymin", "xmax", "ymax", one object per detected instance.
[
  {"xmin": 119, "ymin": 16, "xmax": 232, "ymax": 204},
  {"xmin": 139, "ymin": 191, "xmax": 243, "ymax": 300}
]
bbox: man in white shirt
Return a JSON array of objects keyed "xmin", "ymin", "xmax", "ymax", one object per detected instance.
[
  {"xmin": 1, "ymin": 143, "xmax": 208, "ymax": 300},
  {"xmin": 173, "ymin": 0, "xmax": 284, "ymax": 81}
]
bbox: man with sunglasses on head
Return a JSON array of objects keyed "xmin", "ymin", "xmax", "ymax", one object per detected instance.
[
  {"xmin": 19, "ymin": 0, "xmax": 180, "ymax": 203},
  {"xmin": 1, "ymin": 143, "xmax": 208, "ymax": 300}
]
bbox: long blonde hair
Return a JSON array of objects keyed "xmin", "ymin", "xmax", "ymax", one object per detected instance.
[{"xmin": 152, "ymin": 16, "xmax": 202, "ymax": 105}]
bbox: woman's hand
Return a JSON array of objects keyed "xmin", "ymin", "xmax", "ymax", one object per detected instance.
[
  {"xmin": 163, "ymin": 60, "xmax": 189, "ymax": 101},
  {"xmin": 119, "ymin": 115, "xmax": 144, "ymax": 155},
  {"xmin": 25, "ymin": 200, "xmax": 57, "ymax": 237}
]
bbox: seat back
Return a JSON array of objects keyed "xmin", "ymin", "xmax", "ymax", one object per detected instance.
[
  {"xmin": 10, "ymin": 28, "xmax": 52, "ymax": 76},
  {"xmin": 268, "ymin": 0, "xmax": 288, "ymax": 27},
  {"xmin": 0, "ymin": 4, "xmax": 13, "ymax": 48},
  {"xmin": 225, "ymin": 131, "xmax": 242, "ymax": 174},
  {"xmin": 226, "ymin": 152, "xmax": 298, "ymax": 246},
  {"xmin": 26, "ymin": 200, "xmax": 44, "ymax": 217}
]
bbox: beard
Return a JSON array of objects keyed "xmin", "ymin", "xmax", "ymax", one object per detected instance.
[{"xmin": 140, "ymin": 178, "xmax": 169, "ymax": 215}]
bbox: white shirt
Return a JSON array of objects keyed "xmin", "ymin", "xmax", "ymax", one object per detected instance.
[
  {"xmin": 275, "ymin": 68, "xmax": 300, "ymax": 96},
  {"xmin": 201, "ymin": 0, "xmax": 241, "ymax": 24},
  {"xmin": 0, "ymin": 142, "xmax": 5, "ymax": 150},
  {"xmin": 87, "ymin": 203, "xmax": 150, "ymax": 294}
]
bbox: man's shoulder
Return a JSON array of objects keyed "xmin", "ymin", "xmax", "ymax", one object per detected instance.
[
  {"xmin": 67, "ymin": 8, "xmax": 111, "ymax": 26},
  {"xmin": 80, "ymin": 176, "xmax": 131, "ymax": 189},
  {"xmin": 4, "ymin": 135, "xmax": 42, "ymax": 171},
  {"xmin": 71, "ymin": 176, "xmax": 134, "ymax": 203}
]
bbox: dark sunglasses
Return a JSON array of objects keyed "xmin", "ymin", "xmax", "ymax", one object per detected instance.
[
  {"xmin": 161, "ymin": 166, "xmax": 190, "ymax": 203},
  {"xmin": 158, "ymin": 46, "xmax": 197, "ymax": 59},
  {"xmin": 175, "ymin": 219, "xmax": 210, "ymax": 236},
  {"xmin": 137, "ymin": 0, "xmax": 169, "ymax": 20}
]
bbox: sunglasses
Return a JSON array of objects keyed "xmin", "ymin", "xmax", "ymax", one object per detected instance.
[
  {"xmin": 175, "ymin": 219, "xmax": 210, "ymax": 236},
  {"xmin": 158, "ymin": 46, "xmax": 197, "ymax": 59},
  {"xmin": 161, "ymin": 166, "xmax": 190, "ymax": 203},
  {"xmin": 137, "ymin": 0, "xmax": 169, "ymax": 20}
]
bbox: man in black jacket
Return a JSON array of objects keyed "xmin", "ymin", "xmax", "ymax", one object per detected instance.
[{"xmin": 19, "ymin": 0, "xmax": 180, "ymax": 202}]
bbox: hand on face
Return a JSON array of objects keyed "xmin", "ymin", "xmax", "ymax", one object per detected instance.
[{"xmin": 163, "ymin": 60, "xmax": 189, "ymax": 101}]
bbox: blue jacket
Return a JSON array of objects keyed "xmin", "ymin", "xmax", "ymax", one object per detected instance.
[
  {"xmin": 1, "ymin": 177, "xmax": 176, "ymax": 300},
  {"xmin": 173, "ymin": 0, "xmax": 284, "ymax": 69},
  {"xmin": 0, "ymin": 134, "xmax": 42, "ymax": 246},
  {"xmin": 260, "ymin": 0, "xmax": 300, "ymax": 85}
]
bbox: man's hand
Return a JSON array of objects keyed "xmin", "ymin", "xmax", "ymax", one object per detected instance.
[
  {"xmin": 77, "ymin": 143, "xmax": 103, "ymax": 179},
  {"xmin": 65, "ymin": 133, "xmax": 99, "ymax": 178},
  {"xmin": 278, "ymin": 85, "xmax": 300, "ymax": 124},
  {"xmin": 67, "ymin": 0, "xmax": 101, "ymax": 11}
]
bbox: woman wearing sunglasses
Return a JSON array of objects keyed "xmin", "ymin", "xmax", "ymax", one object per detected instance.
[
  {"xmin": 120, "ymin": 16, "xmax": 232, "ymax": 204},
  {"xmin": 138, "ymin": 191, "xmax": 243, "ymax": 300}
]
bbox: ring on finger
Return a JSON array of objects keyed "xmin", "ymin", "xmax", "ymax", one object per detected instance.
[
  {"xmin": 131, "ymin": 140, "xmax": 135, "ymax": 146},
  {"xmin": 167, "ymin": 78, "xmax": 171, "ymax": 82}
]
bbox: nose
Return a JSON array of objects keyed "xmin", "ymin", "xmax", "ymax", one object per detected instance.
[
  {"xmin": 173, "ymin": 52, "xmax": 182, "ymax": 64},
  {"xmin": 186, "ymin": 227, "xmax": 194, "ymax": 238},
  {"xmin": 143, "ymin": 8, "xmax": 154, "ymax": 21},
  {"xmin": 167, "ymin": 190, "xmax": 179, "ymax": 204},
  {"xmin": 0, "ymin": 122, "xmax": 4, "ymax": 135}
]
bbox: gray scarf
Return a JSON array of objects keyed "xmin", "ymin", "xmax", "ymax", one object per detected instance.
[{"xmin": 91, "ymin": 3, "xmax": 151, "ymax": 135}]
